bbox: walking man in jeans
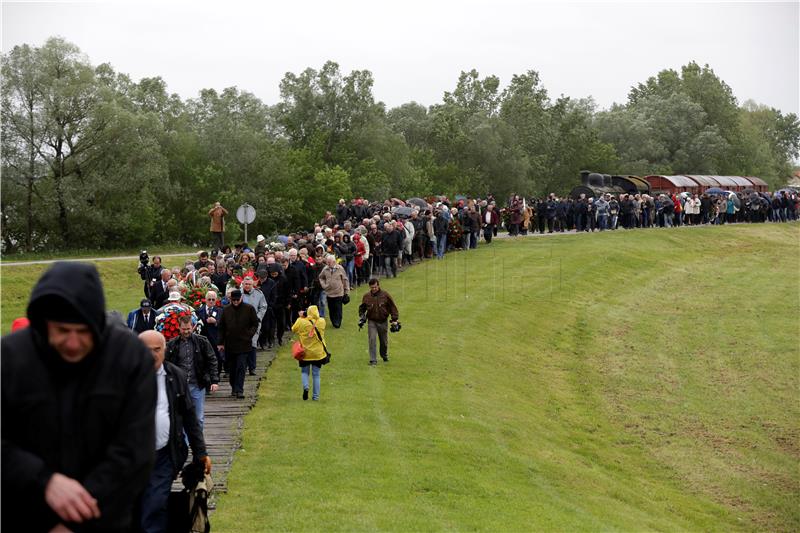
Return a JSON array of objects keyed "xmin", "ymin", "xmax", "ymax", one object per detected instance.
[
  {"xmin": 165, "ymin": 315, "xmax": 219, "ymax": 430},
  {"xmin": 358, "ymin": 278, "xmax": 400, "ymax": 366}
]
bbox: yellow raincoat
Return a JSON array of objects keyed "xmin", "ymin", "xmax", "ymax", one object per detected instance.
[{"xmin": 291, "ymin": 305, "xmax": 327, "ymax": 361}]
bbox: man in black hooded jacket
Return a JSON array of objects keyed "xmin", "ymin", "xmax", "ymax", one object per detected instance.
[{"xmin": 1, "ymin": 262, "xmax": 156, "ymax": 532}]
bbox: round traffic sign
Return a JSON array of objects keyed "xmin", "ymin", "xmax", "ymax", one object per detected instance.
[{"xmin": 236, "ymin": 203, "xmax": 256, "ymax": 224}]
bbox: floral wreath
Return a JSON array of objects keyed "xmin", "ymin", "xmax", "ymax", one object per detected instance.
[{"xmin": 155, "ymin": 304, "xmax": 198, "ymax": 340}]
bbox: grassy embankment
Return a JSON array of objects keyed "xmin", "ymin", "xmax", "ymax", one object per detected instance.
[
  {"xmin": 1, "ymin": 224, "xmax": 798, "ymax": 531},
  {"xmin": 214, "ymin": 223, "xmax": 799, "ymax": 532}
]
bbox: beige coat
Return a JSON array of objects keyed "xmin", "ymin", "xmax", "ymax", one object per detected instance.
[
  {"xmin": 209, "ymin": 206, "xmax": 228, "ymax": 232},
  {"xmin": 318, "ymin": 264, "xmax": 349, "ymax": 297}
]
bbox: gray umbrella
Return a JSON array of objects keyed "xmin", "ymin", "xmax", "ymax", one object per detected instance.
[
  {"xmin": 391, "ymin": 206, "xmax": 414, "ymax": 218},
  {"xmin": 406, "ymin": 197, "xmax": 429, "ymax": 209}
]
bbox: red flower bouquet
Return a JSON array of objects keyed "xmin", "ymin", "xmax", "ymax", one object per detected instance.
[
  {"xmin": 183, "ymin": 284, "xmax": 208, "ymax": 309},
  {"xmin": 155, "ymin": 304, "xmax": 195, "ymax": 340}
]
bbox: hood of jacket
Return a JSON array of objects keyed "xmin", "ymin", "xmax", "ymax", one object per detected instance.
[
  {"xmin": 27, "ymin": 261, "xmax": 107, "ymax": 342},
  {"xmin": 306, "ymin": 305, "xmax": 320, "ymax": 321}
]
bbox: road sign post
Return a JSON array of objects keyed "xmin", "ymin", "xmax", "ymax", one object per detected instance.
[{"xmin": 236, "ymin": 203, "xmax": 257, "ymax": 243}]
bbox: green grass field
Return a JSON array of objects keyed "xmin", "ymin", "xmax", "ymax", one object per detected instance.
[
  {"xmin": 2, "ymin": 224, "xmax": 798, "ymax": 531},
  {"xmin": 0, "ymin": 253, "xmax": 198, "ymax": 333}
]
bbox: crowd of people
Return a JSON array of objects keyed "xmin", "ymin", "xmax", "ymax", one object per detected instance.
[
  {"xmin": 503, "ymin": 190, "xmax": 799, "ymax": 234},
  {"xmin": 3, "ymin": 187, "xmax": 794, "ymax": 532},
  {"xmin": 129, "ymin": 188, "xmax": 798, "ymax": 398}
]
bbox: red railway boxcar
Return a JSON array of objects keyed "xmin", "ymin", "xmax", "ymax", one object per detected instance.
[
  {"xmin": 644, "ymin": 175, "xmax": 698, "ymax": 195},
  {"xmin": 708, "ymin": 175, "xmax": 740, "ymax": 191},
  {"xmin": 746, "ymin": 176, "xmax": 769, "ymax": 193},
  {"xmin": 683, "ymin": 175, "xmax": 719, "ymax": 193}
]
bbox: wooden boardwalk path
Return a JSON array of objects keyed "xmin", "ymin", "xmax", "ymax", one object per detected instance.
[{"xmin": 172, "ymin": 347, "xmax": 278, "ymax": 499}]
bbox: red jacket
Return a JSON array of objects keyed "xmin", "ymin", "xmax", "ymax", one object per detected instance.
[{"xmin": 354, "ymin": 239, "xmax": 366, "ymax": 268}]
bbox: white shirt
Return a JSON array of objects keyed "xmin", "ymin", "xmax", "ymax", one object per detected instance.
[{"xmin": 155, "ymin": 365, "xmax": 170, "ymax": 451}]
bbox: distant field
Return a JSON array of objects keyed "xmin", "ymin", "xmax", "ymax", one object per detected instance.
[
  {"xmin": 0, "ymin": 252, "xmax": 197, "ymax": 332},
  {"xmin": 1, "ymin": 224, "xmax": 798, "ymax": 531},
  {"xmin": 0, "ymin": 244, "xmax": 197, "ymax": 263}
]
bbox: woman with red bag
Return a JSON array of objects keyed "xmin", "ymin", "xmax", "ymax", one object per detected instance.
[{"xmin": 291, "ymin": 305, "xmax": 331, "ymax": 401}]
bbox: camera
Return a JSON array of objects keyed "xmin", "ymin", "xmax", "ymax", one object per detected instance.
[
  {"xmin": 390, "ymin": 321, "xmax": 402, "ymax": 333},
  {"xmin": 137, "ymin": 250, "xmax": 150, "ymax": 280}
]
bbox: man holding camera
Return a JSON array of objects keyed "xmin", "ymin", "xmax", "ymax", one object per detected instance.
[
  {"xmin": 358, "ymin": 278, "xmax": 399, "ymax": 366},
  {"xmin": 138, "ymin": 253, "xmax": 164, "ymax": 301}
]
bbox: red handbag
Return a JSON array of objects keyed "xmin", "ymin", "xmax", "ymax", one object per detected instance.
[{"xmin": 291, "ymin": 340, "xmax": 305, "ymax": 360}]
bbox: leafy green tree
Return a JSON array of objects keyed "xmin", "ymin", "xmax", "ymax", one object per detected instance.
[{"xmin": 1, "ymin": 43, "xmax": 45, "ymax": 250}]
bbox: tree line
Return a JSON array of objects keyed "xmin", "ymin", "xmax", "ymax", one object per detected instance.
[{"xmin": 3, "ymin": 37, "xmax": 798, "ymax": 251}]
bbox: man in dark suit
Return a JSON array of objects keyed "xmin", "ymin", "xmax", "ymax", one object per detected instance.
[
  {"xmin": 196, "ymin": 290, "xmax": 223, "ymax": 376},
  {"xmin": 129, "ymin": 298, "xmax": 157, "ymax": 333},
  {"xmin": 150, "ymin": 269, "xmax": 173, "ymax": 308}
]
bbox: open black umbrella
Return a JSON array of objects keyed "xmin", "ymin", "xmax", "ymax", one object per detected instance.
[
  {"xmin": 406, "ymin": 197, "xmax": 429, "ymax": 210},
  {"xmin": 706, "ymin": 187, "xmax": 726, "ymax": 195},
  {"xmin": 391, "ymin": 206, "xmax": 414, "ymax": 218}
]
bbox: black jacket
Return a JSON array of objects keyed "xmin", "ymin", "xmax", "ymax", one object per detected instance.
[
  {"xmin": 211, "ymin": 272, "xmax": 230, "ymax": 293},
  {"xmin": 162, "ymin": 361, "xmax": 207, "ymax": 479},
  {"xmin": 381, "ymin": 230, "xmax": 403, "ymax": 255},
  {"xmin": 268, "ymin": 266, "xmax": 289, "ymax": 306},
  {"xmin": 1, "ymin": 262, "xmax": 156, "ymax": 532},
  {"xmin": 433, "ymin": 215, "xmax": 449, "ymax": 236},
  {"xmin": 165, "ymin": 333, "xmax": 219, "ymax": 389},
  {"xmin": 336, "ymin": 204, "xmax": 349, "ymax": 224},
  {"xmin": 150, "ymin": 279, "xmax": 171, "ymax": 308},
  {"xmin": 218, "ymin": 302, "xmax": 260, "ymax": 354},
  {"xmin": 286, "ymin": 260, "xmax": 309, "ymax": 295}
]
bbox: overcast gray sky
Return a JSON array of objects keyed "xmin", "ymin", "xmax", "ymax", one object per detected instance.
[{"xmin": 3, "ymin": 0, "xmax": 798, "ymax": 114}]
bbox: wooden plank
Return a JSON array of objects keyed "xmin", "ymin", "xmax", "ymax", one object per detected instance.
[{"xmin": 171, "ymin": 348, "xmax": 277, "ymax": 504}]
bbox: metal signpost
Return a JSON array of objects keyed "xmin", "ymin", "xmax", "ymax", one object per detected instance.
[{"xmin": 236, "ymin": 203, "xmax": 257, "ymax": 243}]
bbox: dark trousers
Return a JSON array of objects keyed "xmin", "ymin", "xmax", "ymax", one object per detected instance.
[
  {"xmin": 211, "ymin": 343, "xmax": 224, "ymax": 377},
  {"xmin": 258, "ymin": 311, "xmax": 270, "ymax": 346},
  {"xmin": 264, "ymin": 307, "xmax": 286, "ymax": 345},
  {"xmin": 139, "ymin": 446, "xmax": 173, "ymax": 533},
  {"xmin": 290, "ymin": 295, "xmax": 304, "ymax": 324},
  {"xmin": 212, "ymin": 231, "xmax": 224, "ymax": 251},
  {"xmin": 327, "ymin": 296, "xmax": 343, "ymax": 328},
  {"xmin": 228, "ymin": 351, "xmax": 248, "ymax": 394},
  {"xmin": 247, "ymin": 348, "xmax": 257, "ymax": 372},
  {"xmin": 383, "ymin": 256, "xmax": 397, "ymax": 278},
  {"xmin": 483, "ymin": 226, "xmax": 493, "ymax": 243}
]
